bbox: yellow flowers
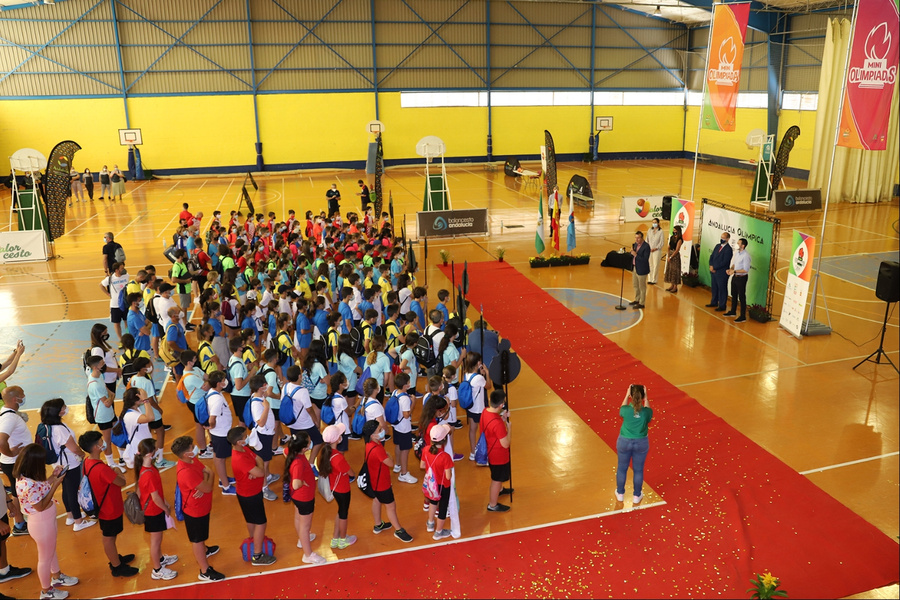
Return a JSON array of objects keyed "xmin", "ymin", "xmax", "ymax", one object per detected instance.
[{"xmin": 761, "ymin": 573, "xmax": 778, "ymax": 588}]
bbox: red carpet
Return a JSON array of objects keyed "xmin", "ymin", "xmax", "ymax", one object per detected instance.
[{"xmin": 132, "ymin": 262, "xmax": 898, "ymax": 599}]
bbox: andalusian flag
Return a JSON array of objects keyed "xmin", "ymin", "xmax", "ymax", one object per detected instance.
[
  {"xmin": 535, "ymin": 191, "xmax": 546, "ymax": 254},
  {"xmin": 566, "ymin": 191, "xmax": 576, "ymax": 253}
]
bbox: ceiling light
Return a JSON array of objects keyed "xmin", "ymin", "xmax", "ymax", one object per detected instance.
[{"xmin": 653, "ymin": 5, "xmax": 662, "ymax": 15}]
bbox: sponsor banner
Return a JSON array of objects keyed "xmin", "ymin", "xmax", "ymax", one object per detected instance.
[
  {"xmin": 669, "ymin": 199, "xmax": 695, "ymax": 274},
  {"xmin": 621, "ymin": 196, "xmax": 665, "ymax": 222},
  {"xmin": 0, "ymin": 230, "xmax": 48, "ymax": 264},
  {"xmin": 417, "ymin": 209, "xmax": 488, "ymax": 238},
  {"xmin": 838, "ymin": 0, "xmax": 900, "ymax": 150},
  {"xmin": 701, "ymin": 3, "xmax": 751, "ymax": 132},
  {"xmin": 780, "ymin": 231, "xmax": 816, "ymax": 338},
  {"xmin": 771, "ymin": 189, "xmax": 823, "ymax": 212},
  {"xmin": 698, "ymin": 204, "xmax": 775, "ymax": 308},
  {"xmin": 44, "ymin": 140, "xmax": 82, "ymax": 241}
]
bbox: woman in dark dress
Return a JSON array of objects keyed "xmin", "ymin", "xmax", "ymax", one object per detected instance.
[
  {"xmin": 664, "ymin": 225, "xmax": 683, "ymax": 293},
  {"xmin": 83, "ymin": 168, "xmax": 94, "ymax": 201}
]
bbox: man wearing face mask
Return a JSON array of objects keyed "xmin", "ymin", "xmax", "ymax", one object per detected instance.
[
  {"xmin": 647, "ymin": 218, "xmax": 665, "ymax": 285},
  {"xmin": 707, "ymin": 232, "xmax": 734, "ymax": 312},
  {"xmin": 0, "ymin": 386, "xmax": 31, "ymax": 536},
  {"xmin": 101, "ymin": 262, "xmax": 130, "ymax": 343},
  {"xmin": 725, "ymin": 238, "xmax": 751, "ymax": 323}
]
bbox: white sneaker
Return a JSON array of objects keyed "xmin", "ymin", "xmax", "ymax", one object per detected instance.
[
  {"xmin": 615, "ymin": 491, "xmax": 624, "ymax": 502},
  {"xmin": 40, "ymin": 589, "xmax": 68, "ymax": 600},
  {"xmin": 426, "ymin": 520, "xmax": 435, "ymax": 532},
  {"xmin": 160, "ymin": 554, "xmax": 178, "ymax": 567},
  {"xmin": 151, "ymin": 566, "xmax": 177, "ymax": 580},
  {"xmin": 198, "ymin": 448, "xmax": 214, "ymax": 460},
  {"xmin": 73, "ymin": 520, "xmax": 96, "ymax": 532},
  {"xmin": 632, "ymin": 495, "xmax": 643, "ymax": 504},
  {"xmin": 295, "ymin": 533, "xmax": 316, "ymax": 548},
  {"xmin": 398, "ymin": 472, "xmax": 418, "ymax": 484},
  {"xmin": 468, "ymin": 453, "xmax": 476, "ymax": 461},
  {"xmin": 51, "ymin": 573, "xmax": 78, "ymax": 587},
  {"xmin": 65, "ymin": 517, "xmax": 75, "ymax": 526},
  {"xmin": 302, "ymin": 552, "xmax": 326, "ymax": 565},
  {"xmin": 392, "ymin": 464, "xmax": 401, "ymax": 473}
]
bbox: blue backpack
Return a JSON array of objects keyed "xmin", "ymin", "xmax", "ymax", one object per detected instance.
[
  {"xmin": 320, "ymin": 394, "xmax": 337, "ymax": 426},
  {"xmin": 457, "ymin": 373, "xmax": 476, "ymax": 410},
  {"xmin": 243, "ymin": 397, "xmax": 262, "ymax": 430},
  {"xmin": 302, "ymin": 368, "xmax": 321, "ymax": 395},
  {"xmin": 79, "ymin": 462, "xmax": 110, "ymax": 518},
  {"xmin": 117, "ymin": 284, "xmax": 129, "ymax": 313},
  {"xmin": 474, "ymin": 432, "xmax": 488, "ymax": 465},
  {"xmin": 279, "ymin": 386, "xmax": 302, "ymax": 427},
  {"xmin": 195, "ymin": 391, "xmax": 214, "ymax": 427},
  {"xmin": 174, "ymin": 483, "xmax": 185, "ymax": 521},
  {"xmin": 34, "ymin": 424, "xmax": 60, "ymax": 465},
  {"xmin": 351, "ymin": 400, "xmax": 377, "ymax": 436},
  {"xmin": 354, "ymin": 366, "xmax": 372, "ymax": 396},
  {"xmin": 110, "ymin": 413, "xmax": 140, "ymax": 449},
  {"xmin": 384, "ymin": 391, "xmax": 404, "ymax": 426}
]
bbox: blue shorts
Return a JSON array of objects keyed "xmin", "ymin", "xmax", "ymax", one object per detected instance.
[{"xmin": 151, "ymin": 324, "xmax": 161, "ymax": 338}]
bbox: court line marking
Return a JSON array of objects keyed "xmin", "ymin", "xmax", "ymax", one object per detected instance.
[
  {"xmin": 799, "ymin": 452, "xmax": 900, "ymax": 475},
  {"xmin": 107, "ymin": 499, "xmax": 667, "ymax": 598},
  {"xmin": 544, "ymin": 287, "xmax": 645, "ymax": 335},
  {"xmin": 65, "ymin": 181, "xmax": 149, "ymax": 235},
  {"xmin": 115, "ymin": 214, "xmax": 143, "ymax": 238}
]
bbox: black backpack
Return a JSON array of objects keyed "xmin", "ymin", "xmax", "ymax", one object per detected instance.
[
  {"xmin": 349, "ymin": 323, "xmax": 369, "ymax": 357},
  {"xmin": 324, "ymin": 328, "xmax": 337, "ymax": 362},
  {"xmin": 269, "ymin": 332, "xmax": 292, "ymax": 366},
  {"xmin": 414, "ymin": 329, "xmax": 438, "ymax": 367},
  {"xmin": 120, "ymin": 349, "xmax": 139, "ymax": 385},
  {"xmin": 35, "ymin": 424, "xmax": 61, "ymax": 465},
  {"xmin": 145, "ymin": 294, "xmax": 161, "ymax": 325}
]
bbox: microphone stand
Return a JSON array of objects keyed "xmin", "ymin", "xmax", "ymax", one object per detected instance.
[{"xmin": 615, "ymin": 247, "xmax": 627, "ymax": 311}]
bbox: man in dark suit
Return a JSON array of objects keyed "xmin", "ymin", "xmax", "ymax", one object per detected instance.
[
  {"xmin": 630, "ymin": 231, "xmax": 651, "ymax": 309},
  {"xmin": 707, "ymin": 232, "xmax": 733, "ymax": 311}
]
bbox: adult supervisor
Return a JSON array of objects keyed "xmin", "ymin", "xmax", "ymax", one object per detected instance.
[
  {"xmin": 706, "ymin": 232, "xmax": 733, "ymax": 312},
  {"xmin": 725, "ymin": 238, "xmax": 750, "ymax": 323}
]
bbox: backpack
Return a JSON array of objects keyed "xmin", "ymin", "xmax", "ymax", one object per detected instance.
[
  {"xmin": 110, "ymin": 412, "xmax": 140, "ymax": 449},
  {"xmin": 123, "ymin": 487, "xmax": 151, "ymax": 525},
  {"xmin": 351, "ymin": 400, "xmax": 377, "ymax": 436},
  {"xmin": 356, "ymin": 447, "xmax": 377, "ymax": 499},
  {"xmin": 349, "ymin": 324, "xmax": 367, "ymax": 357},
  {"xmin": 144, "ymin": 294, "xmax": 161, "ymax": 326},
  {"xmin": 383, "ymin": 391, "xmax": 404, "ymax": 426},
  {"xmin": 175, "ymin": 373, "xmax": 191, "ymax": 404},
  {"xmin": 241, "ymin": 536, "xmax": 275, "ymax": 561},
  {"xmin": 278, "ymin": 386, "xmax": 302, "ymax": 427},
  {"xmin": 414, "ymin": 329, "xmax": 438, "ymax": 367},
  {"xmin": 194, "ymin": 390, "xmax": 213, "ymax": 427},
  {"xmin": 187, "ymin": 251, "xmax": 201, "ymax": 275},
  {"xmin": 320, "ymin": 394, "xmax": 337, "ymax": 425},
  {"xmin": 79, "ymin": 462, "xmax": 111, "ymax": 518},
  {"xmin": 422, "ymin": 463, "xmax": 440, "ymax": 502},
  {"xmin": 474, "ymin": 432, "xmax": 488, "ymax": 466},
  {"xmin": 243, "ymin": 397, "xmax": 262, "ymax": 430},
  {"xmin": 115, "ymin": 282, "xmax": 128, "ymax": 313},
  {"xmin": 324, "ymin": 328, "xmax": 337, "ymax": 361},
  {"xmin": 458, "ymin": 373, "xmax": 475, "ymax": 410},
  {"xmin": 301, "ymin": 367, "xmax": 321, "ymax": 396},
  {"xmin": 222, "ymin": 299, "xmax": 235, "ymax": 322},
  {"xmin": 34, "ymin": 423, "xmax": 60, "ymax": 465},
  {"xmin": 114, "ymin": 244, "xmax": 126, "ymax": 265},
  {"xmin": 270, "ymin": 332, "xmax": 292, "ymax": 367},
  {"xmin": 120, "ymin": 349, "xmax": 139, "ymax": 386},
  {"xmin": 354, "ymin": 366, "xmax": 371, "ymax": 396},
  {"xmin": 84, "ymin": 392, "xmax": 97, "ymax": 425},
  {"xmin": 174, "ymin": 483, "xmax": 185, "ymax": 522}
]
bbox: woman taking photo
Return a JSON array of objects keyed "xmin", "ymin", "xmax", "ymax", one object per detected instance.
[
  {"xmin": 664, "ymin": 225, "xmax": 683, "ymax": 294},
  {"xmin": 14, "ymin": 444, "xmax": 79, "ymax": 599},
  {"xmin": 615, "ymin": 384, "xmax": 652, "ymax": 505}
]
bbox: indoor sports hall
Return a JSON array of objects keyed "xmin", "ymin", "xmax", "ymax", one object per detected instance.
[{"xmin": 0, "ymin": 1, "xmax": 897, "ymax": 599}]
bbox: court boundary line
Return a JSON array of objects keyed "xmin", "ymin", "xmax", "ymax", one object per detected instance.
[
  {"xmin": 799, "ymin": 452, "xmax": 900, "ymax": 475},
  {"xmin": 109, "ymin": 499, "xmax": 667, "ymax": 598},
  {"xmin": 544, "ymin": 287, "xmax": 644, "ymax": 335}
]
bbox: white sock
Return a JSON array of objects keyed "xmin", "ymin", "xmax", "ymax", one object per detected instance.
[{"xmin": 0, "ymin": 565, "xmax": 10, "ymax": 575}]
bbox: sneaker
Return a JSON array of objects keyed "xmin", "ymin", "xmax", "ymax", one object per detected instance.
[
  {"xmin": 280, "ymin": 435, "xmax": 290, "ymax": 445},
  {"xmin": 205, "ymin": 545, "xmax": 220, "ymax": 558},
  {"xmin": 262, "ymin": 488, "xmax": 277, "ymax": 502},
  {"xmin": 161, "ymin": 554, "xmax": 178, "ymax": 567},
  {"xmin": 295, "ymin": 533, "xmax": 316, "ymax": 547},
  {"xmin": 330, "ymin": 537, "xmax": 342, "ymax": 548},
  {"xmin": 382, "ymin": 434, "xmax": 391, "ymax": 442},
  {"xmin": 251, "ymin": 553, "xmax": 276, "ymax": 566},
  {"xmin": 615, "ymin": 491, "xmax": 624, "ymax": 502},
  {"xmin": 723, "ymin": 312, "xmax": 736, "ymax": 317},
  {"xmin": 119, "ymin": 553, "xmax": 136, "ymax": 564},
  {"xmin": 0, "ymin": 565, "xmax": 32, "ymax": 582},
  {"xmin": 450, "ymin": 420, "xmax": 463, "ymax": 429},
  {"xmin": 338, "ymin": 535, "xmax": 357, "ymax": 548},
  {"xmin": 151, "ymin": 566, "xmax": 177, "ymax": 580},
  {"xmin": 348, "ymin": 434, "xmax": 361, "ymax": 441},
  {"xmin": 39, "ymin": 589, "xmax": 68, "ymax": 600},
  {"xmin": 392, "ymin": 464, "xmax": 401, "ymax": 474},
  {"xmin": 373, "ymin": 521, "xmax": 392, "ymax": 534},
  {"xmin": 163, "ymin": 424, "xmax": 173, "ymax": 431},
  {"xmin": 65, "ymin": 517, "xmax": 75, "ymax": 526},
  {"xmin": 73, "ymin": 519, "xmax": 97, "ymax": 532},
  {"xmin": 12, "ymin": 522, "xmax": 28, "ymax": 536},
  {"xmin": 468, "ymin": 453, "xmax": 476, "ymax": 461},
  {"xmin": 302, "ymin": 552, "xmax": 327, "ymax": 565},
  {"xmin": 198, "ymin": 448, "xmax": 214, "ymax": 460},
  {"xmin": 110, "ymin": 562, "xmax": 139, "ymax": 577},
  {"xmin": 426, "ymin": 520, "xmax": 435, "ymax": 532},
  {"xmin": 265, "ymin": 473, "xmax": 280, "ymax": 486},
  {"xmin": 398, "ymin": 472, "xmax": 418, "ymax": 484},
  {"xmin": 51, "ymin": 573, "xmax": 78, "ymax": 587},
  {"xmin": 220, "ymin": 484, "xmax": 237, "ymax": 496},
  {"xmin": 393, "ymin": 528, "xmax": 413, "ymax": 543},
  {"xmin": 198, "ymin": 566, "xmax": 226, "ymax": 582},
  {"xmin": 487, "ymin": 503, "xmax": 511, "ymax": 512},
  {"xmin": 499, "ymin": 487, "xmax": 514, "ymax": 496},
  {"xmin": 155, "ymin": 458, "xmax": 176, "ymax": 469},
  {"xmin": 432, "ymin": 529, "xmax": 452, "ymax": 541},
  {"xmin": 452, "ymin": 453, "xmax": 464, "ymax": 462},
  {"xmin": 734, "ymin": 317, "xmax": 746, "ymax": 323},
  {"xmin": 632, "ymin": 495, "xmax": 643, "ymax": 504}
]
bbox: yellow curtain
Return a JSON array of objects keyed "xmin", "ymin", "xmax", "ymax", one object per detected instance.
[{"xmin": 808, "ymin": 18, "xmax": 900, "ymax": 203}]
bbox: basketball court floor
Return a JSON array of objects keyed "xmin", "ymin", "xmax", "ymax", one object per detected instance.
[{"xmin": 0, "ymin": 158, "xmax": 897, "ymax": 598}]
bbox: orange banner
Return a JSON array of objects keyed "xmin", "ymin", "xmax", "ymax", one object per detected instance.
[{"xmin": 701, "ymin": 3, "xmax": 751, "ymax": 132}]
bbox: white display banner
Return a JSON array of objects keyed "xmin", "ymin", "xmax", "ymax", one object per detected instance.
[
  {"xmin": 0, "ymin": 230, "xmax": 48, "ymax": 264},
  {"xmin": 540, "ymin": 145, "xmax": 548, "ymax": 173},
  {"xmin": 779, "ymin": 231, "xmax": 816, "ymax": 339},
  {"xmin": 620, "ymin": 196, "xmax": 665, "ymax": 222}
]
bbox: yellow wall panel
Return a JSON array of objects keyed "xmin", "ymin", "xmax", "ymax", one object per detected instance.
[
  {"xmin": 0, "ymin": 98, "xmax": 126, "ymax": 171},
  {"xmin": 492, "ymin": 105, "xmax": 590, "ymax": 156},
  {"xmin": 378, "ymin": 92, "xmax": 487, "ymax": 160},
  {"xmin": 590, "ymin": 106, "xmax": 685, "ymax": 153},
  {"xmin": 683, "ymin": 107, "xmax": 768, "ymax": 162}
]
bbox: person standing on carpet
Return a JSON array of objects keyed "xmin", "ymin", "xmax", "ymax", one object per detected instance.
[
  {"xmin": 664, "ymin": 225, "xmax": 683, "ymax": 294},
  {"xmin": 647, "ymin": 218, "xmax": 665, "ymax": 285},
  {"xmin": 615, "ymin": 384, "xmax": 652, "ymax": 505},
  {"xmin": 725, "ymin": 238, "xmax": 750, "ymax": 323},
  {"xmin": 630, "ymin": 231, "xmax": 650, "ymax": 310},
  {"xmin": 706, "ymin": 232, "xmax": 733, "ymax": 312}
]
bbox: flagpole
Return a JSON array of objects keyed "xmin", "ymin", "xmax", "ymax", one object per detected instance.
[
  {"xmin": 689, "ymin": 4, "xmax": 717, "ymax": 203},
  {"xmin": 803, "ymin": 8, "xmax": 859, "ymax": 336}
]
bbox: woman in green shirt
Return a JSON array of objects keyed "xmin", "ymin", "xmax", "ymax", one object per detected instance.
[{"xmin": 615, "ymin": 384, "xmax": 652, "ymax": 504}]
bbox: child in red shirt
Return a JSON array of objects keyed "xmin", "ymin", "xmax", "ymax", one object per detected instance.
[
  {"xmin": 135, "ymin": 439, "xmax": 178, "ymax": 580},
  {"xmin": 421, "ymin": 424, "xmax": 454, "ymax": 541},
  {"xmin": 362, "ymin": 421, "xmax": 412, "ymax": 543},
  {"xmin": 481, "ymin": 389, "xmax": 512, "ymax": 513},
  {"xmin": 318, "ymin": 424, "xmax": 356, "ymax": 550},
  {"xmin": 227, "ymin": 426, "xmax": 275, "ymax": 566},
  {"xmin": 283, "ymin": 432, "xmax": 325, "ymax": 565}
]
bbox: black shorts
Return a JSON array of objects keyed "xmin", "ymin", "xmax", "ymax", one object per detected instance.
[
  {"xmin": 144, "ymin": 511, "xmax": 167, "ymax": 533},
  {"xmin": 210, "ymin": 434, "xmax": 231, "ymax": 459},
  {"xmin": 110, "ymin": 307, "xmax": 125, "ymax": 324},
  {"xmin": 373, "ymin": 487, "xmax": 394, "ymax": 505},
  {"xmin": 100, "ymin": 515, "xmax": 124, "ymax": 537},
  {"xmin": 0, "ymin": 514, "xmax": 8, "ymax": 542},
  {"xmin": 97, "ymin": 419, "xmax": 115, "ymax": 431},
  {"xmin": 256, "ymin": 434, "xmax": 274, "ymax": 461},
  {"xmin": 232, "ymin": 396, "xmax": 250, "ymax": 424},
  {"xmin": 292, "ymin": 498, "xmax": 315, "ymax": 516},
  {"xmin": 237, "ymin": 492, "xmax": 266, "ymax": 525},
  {"xmin": 299, "ymin": 425, "xmax": 323, "ymax": 447},
  {"xmin": 437, "ymin": 484, "xmax": 452, "ymax": 520},
  {"xmin": 271, "ymin": 407, "xmax": 281, "ymax": 423},
  {"xmin": 344, "ymin": 390, "xmax": 359, "ymax": 400},
  {"xmin": 148, "ymin": 419, "xmax": 163, "ymax": 431},
  {"xmin": 392, "ymin": 430, "xmax": 412, "ymax": 451},
  {"xmin": 333, "ymin": 491, "xmax": 350, "ymax": 520},
  {"xmin": 489, "ymin": 462, "xmax": 511, "ymax": 483},
  {"xmin": 466, "ymin": 409, "xmax": 481, "ymax": 424},
  {"xmin": 184, "ymin": 513, "xmax": 210, "ymax": 544},
  {"xmin": 310, "ymin": 396, "xmax": 326, "ymax": 409},
  {"xmin": 105, "ymin": 381, "xmax": 118, "ymax": 394}
]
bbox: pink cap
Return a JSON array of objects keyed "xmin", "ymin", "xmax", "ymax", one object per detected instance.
[
  {"xmin": 322, "ymin": 423, "xmax": 346, "ymax": 444},
  {"xmin": 430, "ymin": 423, "xmax": 452, "ymax": 442}
]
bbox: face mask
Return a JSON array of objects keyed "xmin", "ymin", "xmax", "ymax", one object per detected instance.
[
  {"xmin": 191, "ymin": 445, "xmax": 201, "ymax": 457},
  {"xmin": 376, "ymin": 429, "xmax": 386, "ymax": 441},
  {"xmin": 652, "ymin": 223, "xmax": 658, "ymax": 229},
  {"xmin": 17, "ymin": 397, "xmax": 25, "ymax": 407},
  {"xmin": 60, "ymin": 407, "xmax": 68, "ymax": 417},
  {"xmin": 239, "ymin": 438, "xmax": 248, "ymax": 447},
  {"xmin": 146, "ymin": 365, "xmax": 154, "ymax": 374},
  {"xmin": 102, "ymin": 332, "xmax": 110, "ymax": 341},
  {"xmin": 101, "ymin": 441, "xmax": 108, "ymax": 451},
  {"xmin": 721, "ymin": 239, "xmax": 728, "ymax": 245}
]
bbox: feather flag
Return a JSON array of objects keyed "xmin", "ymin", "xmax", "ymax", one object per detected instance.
[
  {"xmin": 566, "ymin": 190, "xmax": 576, "ymax": 253},
  {"xmin": 535, "ymin": 191, "xmax": 546, "ymax": 254}
]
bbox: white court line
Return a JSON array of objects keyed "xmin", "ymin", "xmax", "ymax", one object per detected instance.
[
  {"xmin": 156, "ymin": 211, "xmax": 181, "ymax": 238},
  {"xmin": 16, "ymin": 299, "xmax": 108, "ymax": 309},
  {"xmin": 211, "ymin": 178, "xmax": 235, "ymax": 216},
  {"xmin": 799, "ymin": 452, "xmax": 899, "ymax": 475},
  {"xmin": 197, "ymin": 180, "xmax": 207, "ymax": 190},
  {"xmin": 107, "ymin": 499, "xmax": 667, "ymax": 598},
  {"xmin": 167, "ymin": 181, "xmax": 180, "ymax": 193},
  {"xmin": 544, "ymin": 287, "xmax": 645, "ymax": 335}
]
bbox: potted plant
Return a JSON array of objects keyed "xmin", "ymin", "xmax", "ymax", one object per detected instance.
[
  {"xmin": 529, "ymin": 253, "xmax": 591, "ymax": 268},
  {"xmin": 439, "ymin": 249, "xmax": 450, "ymax": 266},
  {"xmin": 496, "ymin": 247, "xmax": 506, "ymax": 262},
  {"xmin": 681, "ymin": 272, "xmax": 701, "ymax": 287},
  {"xmin": 748, "ymin": 304, "xmax": 771, "ymax": 323},
  {"xmin": 747, "ymin": 572, "xmax": 787, "ymax": 599}
]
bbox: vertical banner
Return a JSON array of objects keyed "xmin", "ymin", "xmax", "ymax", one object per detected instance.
[
  {"xmin": 780, "ymin": 231, "xmax": 816, "ymax": 338},
  {"xmin": 838, "ymin": 0, "xmax": 900, "ymax": 150},
  {"xmin": 701, "ymin": 3, "xmax": 751, "ymax": 132},
  {"xmin": 44, "ymin": 140, "xmax": 82, "ymax": 241},
  {"xmin": 670, "ymin": 198, "xmax": 695, "ymax": 274},
  {"xmin": 543, "ymin": 130, "xmax": 557, "ymax": 196}
]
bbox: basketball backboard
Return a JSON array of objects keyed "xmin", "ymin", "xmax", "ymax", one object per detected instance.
[
  {"xmin": 118, "ymin": 129, "xmax": 143, "ymax": 146},
  {"xmin": 596, "ymin": 116, "xmax": 613, "ymax": 132},
  {"xmin": 366, "ymin": 120, "xmax": 384, "ymax": 134}
]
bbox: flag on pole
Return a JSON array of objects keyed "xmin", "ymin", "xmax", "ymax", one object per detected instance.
[
  {"xmin": 566, "ymin": 191, "xmax": 576, "ymax": 253},
  {"xmin": 701, "ymin": 3, "xmax": 751, "ymax": 132},
  {"xmin": 535, "ymin": 191, "xmax": 546, "ymax": 254}
]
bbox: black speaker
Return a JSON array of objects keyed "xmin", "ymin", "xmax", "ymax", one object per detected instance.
[
  {"xmin": 662, "ymin": 195, "xmax": 674, "ymax": 219},
  {"xmin": 875, "ymin": 261, "xmax": 900, "ymax": 302}
]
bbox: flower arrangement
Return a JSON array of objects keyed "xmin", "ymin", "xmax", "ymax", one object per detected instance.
[
  {"xmin": 496, "ymin": 247, "xmax": 506, "ymax": 262},
  {"xmin": 529, "ymin": 253, "xmax": 591, "ymax": 268},
  {"xmin": 439, "ymin": 249, "xmax": 450, "ymax": 266},
  {"xmin": 747, "ymin": 572, "xmax": 787, "ymax": 599},
  {"xmin": 681, "ymin": 272, "xmax": 701, "ymax": 287},
  {"xmin": 748, "ymin": 304, "xmax": 771, "ymax": 323}
]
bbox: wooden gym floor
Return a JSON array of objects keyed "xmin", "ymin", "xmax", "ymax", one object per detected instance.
[{"xmin": 0, "ymin": 158, "xmax": 897, "ymax": 598}]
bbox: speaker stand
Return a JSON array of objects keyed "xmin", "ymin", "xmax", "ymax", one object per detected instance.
[
  {"xmin": 853, "ymin": 302, "xmax": 898, "ymax": 374},
  {"xmin": 615, "ymin": 264, "xmax": 627, "ymax": 311}
]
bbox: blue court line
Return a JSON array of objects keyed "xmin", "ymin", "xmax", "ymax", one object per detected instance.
[{"xmin": 818, "ymin": 252, "xmax": 899, "ymax": 290}]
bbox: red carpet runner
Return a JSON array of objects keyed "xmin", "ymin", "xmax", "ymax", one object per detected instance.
[{"xmin": 134, "ymin": 262, "xmax": 898, "ymax": 599}]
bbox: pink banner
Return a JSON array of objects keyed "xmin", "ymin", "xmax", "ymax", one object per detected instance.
[{"xmin": 838, "ymin": 0, "xmax": 900, "ymax": 150}]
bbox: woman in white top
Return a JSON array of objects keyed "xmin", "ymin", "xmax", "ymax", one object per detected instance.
[
  {"xmin": 647, "ymin": 217, "xmax": 666, "ymax": 285},
  {"xmin": 89, "ymin": 323, "xmax": 121, "ymax": 394},
  {"xmin": 118, "ymin": 388, "xmax": 154, "ymax": 469},
  {"xmin": 38, "ymin": 399, "xmax": 94, "ymax": 532},
  {"xmin": 327, "ymin": 372, "xmax": 352, "ymax": 452},
  {"xmin": 362, "ymin": 378, "xmax": 386, "ymax": 432}
]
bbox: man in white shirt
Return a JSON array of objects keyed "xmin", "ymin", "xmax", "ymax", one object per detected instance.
[
  {"xmin": 725, "ymin": 238, "xmax": 751, "ymax": 323},
  {"xmin": 205, "ymin": 372, "xmax": 236, "ymax": 495},
  {"xmin": 100, "ymin": 262, "xmax": 130, "ymax": 342},
  {"xmin": 0, "ymin": 386, "xmax": 32, "ymax": 536},
  {"xmin": 155, "ymin": 283, "xmax": 179, "ymax": 332}
]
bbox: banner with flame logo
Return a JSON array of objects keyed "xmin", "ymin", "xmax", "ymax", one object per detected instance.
[
  {"xmin": 701, "ymin": 3, "xmax": 750, "ymax": 132},
  {"xmin": 780, "ymin": 231, "xmax": 816, "ymax": 339},
  {"xmin": 669, "ymin": 198, "xmax": 694, "ymax": 274},
  {"xmin": 838, "ymin": 0, "xmax": 899, "ymax": 150}
]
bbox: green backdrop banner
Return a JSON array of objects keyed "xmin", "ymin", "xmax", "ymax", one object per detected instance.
[{"xmin": 698, "ymin": 204, "xmax": 774, "ymax": 308}]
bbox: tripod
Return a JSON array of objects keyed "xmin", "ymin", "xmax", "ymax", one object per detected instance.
[{"xmin": 853, "ymin": 301, "xmax": 898, "ymax": 374}]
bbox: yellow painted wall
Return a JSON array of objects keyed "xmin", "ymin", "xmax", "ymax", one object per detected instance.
[
  {"xmin": 0, "ymin": 98, "xmax": 126, "ymax": 171},
  {"xmin": 683, "ymin": 107, "xmax": 768, "ymax": 163},
  {"xmin": 491, "ymin": 105, "xmax": 590, "ymax": 156},
  {"xmin": 591, "ymin": 105, "xmax": 685, "ymax": 153}
]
